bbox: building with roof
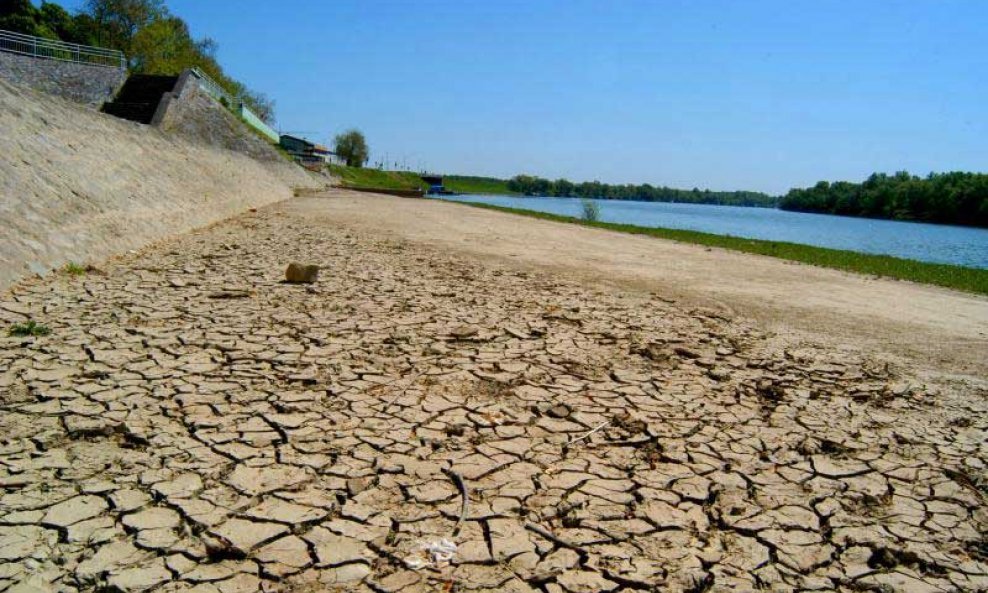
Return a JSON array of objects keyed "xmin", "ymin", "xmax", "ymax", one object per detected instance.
[{"xmin": 279, "ymin": 134, "xmax": 344, "ymax": 166}]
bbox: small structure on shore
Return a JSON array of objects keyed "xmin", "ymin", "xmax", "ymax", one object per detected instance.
[
  {"xmin": 421, "ymin": 175, "xmax": 452, "ymax": 195},
  {"xmin": 279, "ymin": 134, "xmax": 343, "ymax": 166}
]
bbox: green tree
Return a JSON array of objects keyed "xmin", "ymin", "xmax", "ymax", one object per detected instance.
[
  {"xmin": 334, "ymin": 130, "xmax": 369, "ymax": 168},
  {"xmin": 554, "ymin": 178, "xmax": 575, "ymax": 197},
  {"xmin": 83, "ymin": 0, "xmax": 163, "ymax": 53},
  {"xmin": 38, "ymin": 2, "xmax": 74, "ymax": 39},
  {"xmin": 0, "ymin": 0, "xmax": 33, "ymax": 17},
  {"xmin": 67, "ymin": 13, "xmax": 99, "ymax": 45},
  {"xmin": 780, "ymin": 171, "xmax": 988, "ymax": 227},
  {"xmin": 0, "ymin": 0, "xmax": 50, "ymax": 38},
  {"xmin": 129, "ymin": 15, "xmax": 198, "ymax": 73},
  {"xmin": 505, "ymin": 174, "xmax": 776, "ymax": 206}
]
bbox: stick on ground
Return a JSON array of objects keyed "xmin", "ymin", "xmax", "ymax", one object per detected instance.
[
  {"xmin": 524, "ymin": 522, "xmax": 588, "ymax": 555},
  {"xmin": 568, "ymin": 420, "xmax": 610, "ymax": 445},
  {"xmin": 442, "ymin": 467, "xmax": 469, "ymax": 536}
]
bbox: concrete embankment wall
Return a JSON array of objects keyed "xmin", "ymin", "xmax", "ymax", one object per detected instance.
[
  {"xmin": 0, "ymin": 51, "xmax": 126, "ymax": 107},
  {"xmin": 151, "ymin": 71, "xmax": 284, "ymax": 162},
  {"xmin": 0, "ymin": 78, "xmax": 316, "ymax": 292}
]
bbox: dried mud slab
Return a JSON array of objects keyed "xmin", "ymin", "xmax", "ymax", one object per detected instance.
[{"xmin": 0, "ymin": 204, "xmax": 985, "ymax": 593}]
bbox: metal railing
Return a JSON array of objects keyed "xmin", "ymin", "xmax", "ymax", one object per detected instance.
[
  {"xmin": 0, "ymin": 29, "xmax": 125, "ymax": 68},
  {"xmin": 190, "ymin": 66, "xmax": 234, "ymax": 105},
  {"xmin": 189, "ymin": 67, "xmax": 279, "ymax": 143}
]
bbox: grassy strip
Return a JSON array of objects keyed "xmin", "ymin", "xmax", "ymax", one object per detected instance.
[
  {"xmin": 444, "ymin": 175, "xmax": 518, "ymax": 195},
  {"xmin": 328, "ymin": 165, "xmax": 428, "ymax": 191},
  {"xmin": 327, "ymin": 168, "xmax": 519, "ymax": 195},
  {"xmin": 451, "ymin": 201, "xmax": 988, "ymax": 295}
]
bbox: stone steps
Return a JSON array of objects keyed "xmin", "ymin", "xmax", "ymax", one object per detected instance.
[{"xmin": 101, "ymin": 74, "xmax": 178, "ymax": 124}]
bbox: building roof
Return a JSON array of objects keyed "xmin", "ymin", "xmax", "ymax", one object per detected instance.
[{"xmin": 279, "ymin": 135, "xmax": 338, "ymax": 155}]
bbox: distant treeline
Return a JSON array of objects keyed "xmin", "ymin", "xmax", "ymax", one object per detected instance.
[
  {"xmin": 780, "ymin": 171, "xmax": 988, "ymax": 227},
  {"xmin": 504, "ymin": 175, "xmax": 777, "ymax": 207}
]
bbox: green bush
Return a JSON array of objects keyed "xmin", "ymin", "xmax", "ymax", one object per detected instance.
[
  {"xmin": 8, "ymin": 321, "xmax": 51, "ymax": 337},
  {"xmin": 581, "ymin": 198, "xmax": 601, "ymax": 222},
  {"xmin": 63, "ymin": 262, "xmax": 86, "ymax": 276}
]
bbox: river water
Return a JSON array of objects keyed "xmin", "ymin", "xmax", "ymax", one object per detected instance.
[{"xmin": 439, "ymin": 195, "xmax": 988, "ymax": 269}]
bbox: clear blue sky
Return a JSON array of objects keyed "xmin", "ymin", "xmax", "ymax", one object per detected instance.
[{"xmin": 65, "ymin": 0, "xmax": 988, "ymax": 194}]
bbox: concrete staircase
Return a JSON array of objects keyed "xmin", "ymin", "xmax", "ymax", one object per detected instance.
[{"xmin": 102, "ymin": 74, "xmax": 178, "ymax": 124}]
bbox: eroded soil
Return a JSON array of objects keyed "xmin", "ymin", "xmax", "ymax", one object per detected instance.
[{"xmin": 0, "ymin": 200, "xmax": 985, "ymax": 592}]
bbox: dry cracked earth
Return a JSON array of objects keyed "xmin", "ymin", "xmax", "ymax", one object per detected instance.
[{"xmin": 1, "ymin": 202, "xmax": 986, "ymax": 593}]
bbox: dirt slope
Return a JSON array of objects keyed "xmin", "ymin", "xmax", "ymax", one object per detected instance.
[
  {"xmin": 288, "ymin": 191, "xmax": 988, "ymax": 378},
  {"xmin": 0, "ymin": 78, "xmax": 316, "ymax": 291}
]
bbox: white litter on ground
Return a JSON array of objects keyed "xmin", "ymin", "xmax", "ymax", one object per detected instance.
[{"xmin": 405, "ymin": 538, "xmax": 457, "ymax": 570}]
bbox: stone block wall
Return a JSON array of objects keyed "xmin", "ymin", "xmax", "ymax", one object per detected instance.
[{"xmin": 0, "ymin": 51, "xmax": 126, "ymax": 107}]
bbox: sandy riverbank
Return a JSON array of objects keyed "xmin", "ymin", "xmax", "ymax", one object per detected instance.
[{"xmin": 298, "ymin": 190, "xmax": 988, "ymax": 379}]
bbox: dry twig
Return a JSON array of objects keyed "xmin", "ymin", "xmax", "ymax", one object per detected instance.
[
  {"xmin": 524, "ymin": 522, "xmax": 588, "ymax": 554},
  {"xmin": 568, "ymin": 420, "xmax": 610, "ymax": 445},
  {"xmin": 443, "ymin": 467, "xmax": 469, "ymax": 537}
]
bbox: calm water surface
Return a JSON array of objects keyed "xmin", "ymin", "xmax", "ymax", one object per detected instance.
[{"xmin": 440, "ymin": 195, "xmax": 988, "ymax": 269}]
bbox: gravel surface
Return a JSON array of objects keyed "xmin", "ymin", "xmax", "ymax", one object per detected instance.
[{"xmin": 0, "ymin": 197, "xmax": 985, "ymax": 592}]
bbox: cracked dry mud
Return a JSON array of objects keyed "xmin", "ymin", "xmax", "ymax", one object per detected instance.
[{"xmin": 1, "ymin": 202, "xmax": 986, "ymax": 593}]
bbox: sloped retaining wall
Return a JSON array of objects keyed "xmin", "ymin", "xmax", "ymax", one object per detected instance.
[
  {"xmin": 151, "ymin": 71, "xmax": 283, "ymax": 162},
  {"xmin": 0, "ymin": 78, "xmax": 316, "ymax": 292},
  {"xmin": 0, "ymin": 51, "xmax": 125, "ymax": 107}
]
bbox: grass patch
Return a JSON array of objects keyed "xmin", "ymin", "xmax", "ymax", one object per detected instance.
[
  {"xmin": 444, "ymin": 175, "xmax": 517, "ymax": 195},
  {"xmin": 328, "ymin": 165, "xmax": 428, "ymax": 191},
  {"xmin": 63, "ymin": 262, "xmax": 87, "ymax": 276},
  {"xmin": 8, "ymin": 321, "xmax": 51, "ymax": 337},
  {"xmin": 451, "ymin": 201, "xmax": 988, "ymax": 295}
]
